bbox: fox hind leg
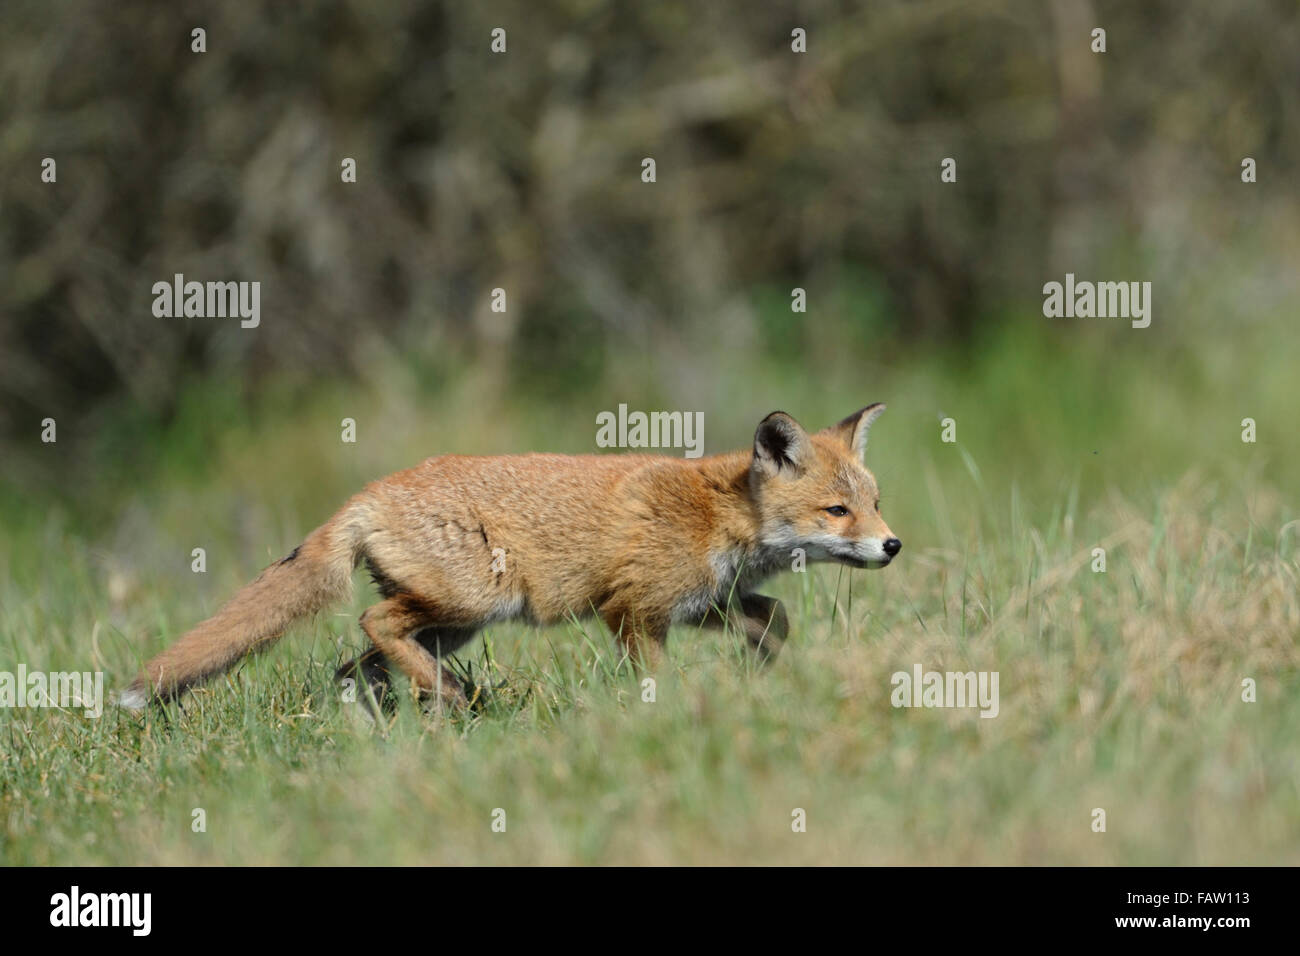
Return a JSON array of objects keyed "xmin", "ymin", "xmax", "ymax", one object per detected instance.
[
  {"xmin": 358, "ymin": 595, "xmax": 477, "ymax": 710},
  {"xmin": 335, "ymin": 646, "xmax": 398, "ymax": 715},
  {"xmin": 412, "ymin": 625, "xmax": 481, "ymax": 709},
  {"xmin": 337, "ymin": 624, "xmax": 478, "ymax": 714}
]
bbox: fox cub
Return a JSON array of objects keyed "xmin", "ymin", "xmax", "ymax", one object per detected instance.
[{"xmin": 120, "ymin": 405, "xmax": 901, "ymax": 711}]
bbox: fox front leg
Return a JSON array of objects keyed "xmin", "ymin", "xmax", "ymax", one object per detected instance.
[
  {"xmin": 702, "ymin": 593, "xmax": 789, "ymax": 664},
  {"xmin": 601, "ymin": 605, "xmax": 669, "ymax": 672}
]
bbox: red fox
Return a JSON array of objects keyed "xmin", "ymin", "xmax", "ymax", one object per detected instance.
[{"xmin": 118, "ymin": 405, "xmax": 901, "ymax": 711}]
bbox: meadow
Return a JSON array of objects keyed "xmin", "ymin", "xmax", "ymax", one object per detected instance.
[{"xmin": 2, "ymin": 319, "xmax": 1298, "ymax": 865}]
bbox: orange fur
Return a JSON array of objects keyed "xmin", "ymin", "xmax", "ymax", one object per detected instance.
[{"xmin": 122, "ymin": 406, "xmax": 900, "ymax": 709}]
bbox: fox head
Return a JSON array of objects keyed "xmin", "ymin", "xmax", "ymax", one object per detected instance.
[{"xmin": 749, "ymin": 405, "xmax": 901, "ymax": 569}]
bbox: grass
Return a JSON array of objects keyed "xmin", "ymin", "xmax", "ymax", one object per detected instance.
[{"xmin": 2, "ymin": 321, "xmax": 1298, "ymax": 865}]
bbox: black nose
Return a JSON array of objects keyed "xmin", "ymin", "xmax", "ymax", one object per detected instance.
[{"xmin": 883, "ymin": 538, "xmax": 902, "ymax": 557}]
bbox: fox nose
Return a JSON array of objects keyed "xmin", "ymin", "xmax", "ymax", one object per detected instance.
[{"xmin": 883, "ymin": 537, "xmax": 902, "ymax": 557}]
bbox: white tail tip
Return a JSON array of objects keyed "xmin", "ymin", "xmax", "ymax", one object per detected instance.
[{"xmin": 115, "ymin": 688, "xmax": 148, "ymax": 712}]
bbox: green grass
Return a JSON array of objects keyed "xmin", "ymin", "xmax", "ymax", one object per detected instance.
[{"xmin": 2, "ymin": 321, "xmax": 1298, "ymax": 864}]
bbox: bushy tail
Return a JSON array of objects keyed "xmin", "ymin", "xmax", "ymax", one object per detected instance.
[{"xmin": 120, "ymin": 516, "xmax": 362, "ymax": 709}]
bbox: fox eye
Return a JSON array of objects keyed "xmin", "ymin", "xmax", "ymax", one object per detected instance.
[
  {"xmin": 824, "ymin": 505, "xmax": 849, "ymax": 517},
  {"xmin": 875, "ymin": 501, "xmax": 881, "ymax": 513}
]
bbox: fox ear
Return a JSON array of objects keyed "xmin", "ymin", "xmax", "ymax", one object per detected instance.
[
  {"xmin": 822, "ymin": 403, "xmax": 886, "ymax": 459},
  {"xmin": 753, "ymin": 411, "xmax": 812, "ymax": 477}
]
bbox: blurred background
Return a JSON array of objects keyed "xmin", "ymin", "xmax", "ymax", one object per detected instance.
[{"xmin": 1, "ymin": 0, "xmax": 1298, "ymax": 581}]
